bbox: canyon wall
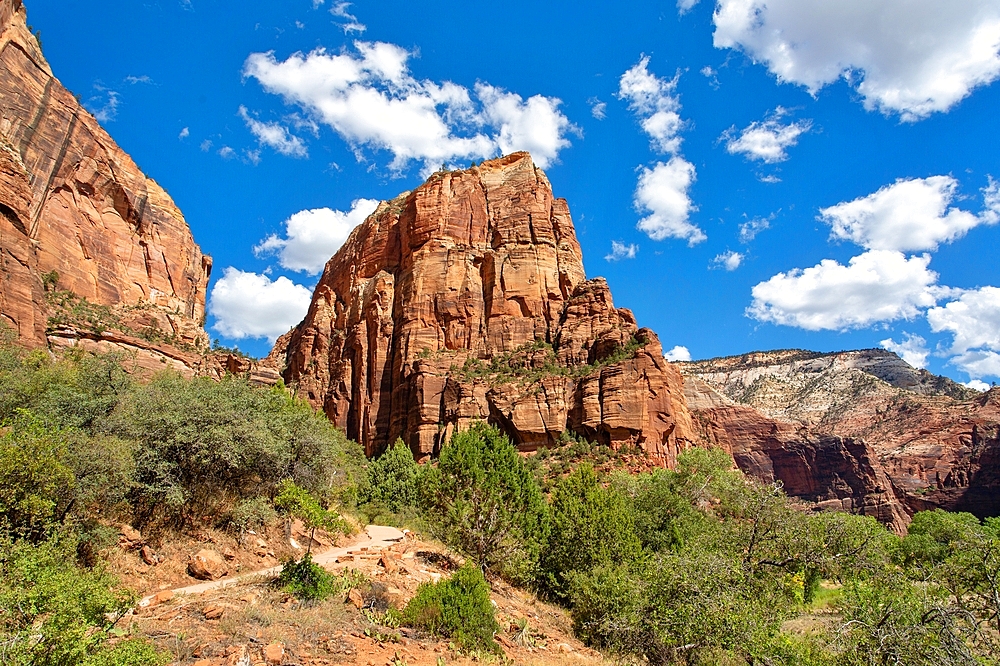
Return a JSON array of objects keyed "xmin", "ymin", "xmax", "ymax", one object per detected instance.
[
  {"xmin": 270, "ymin": 153, "xmax": 694, "ymax": 461},
  {"xmin": 682, "ymin": 350, "xmax": 1000, "ymax": 532},
  {"xmin": 0, "ymin": 0, "xmax": 213, "ymax": 372}
]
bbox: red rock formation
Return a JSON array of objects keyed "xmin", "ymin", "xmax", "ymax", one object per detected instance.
[
  {"xmin": 0, "ymin": 0, "xmax": 211, "ymax": 361},
  {"xmin": 683, "ymin": 360, "xmax": 1000, "ymax": 532},
  {"xmin": 271, "ymin": 153, "xmax": 694, "ymax": 461}
]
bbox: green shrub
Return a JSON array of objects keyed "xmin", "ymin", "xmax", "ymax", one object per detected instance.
[
  {"xmin": 276, "ymin": 552, "xmax": 339, "ymax": 601},
  {"xmin": 0, "ymin": 536, "xmax": 154, "ymax": 666},
  {"xmin": 0, "ymin": 410, "xmax": 75, "ymax": 541},
  {"xmin": 402, "ymin": 561, "xmax": 499, "ymax": 654},
  {"xmin": 81, "ymin": 638, "xmax": 169, "ymax": 666},
  {"xmin": 420, "ymin": 422, "xmax": 548, "ymax": 583},
  {"xmin": 359, "ymin": 439, "xmax": 419, "ymax": 513},
  {"xmin": 274, "ymin": 480, "xmax": 351, "ymax": 547},
  {"xmin": 541, "ymin": 463, "xmax": 642, "ymax": 598},
  {"xmin": 228, "ymin": 496, "xmax": 277, "ymax": 536}
]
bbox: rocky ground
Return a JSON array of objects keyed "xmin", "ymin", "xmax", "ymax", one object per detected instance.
[{"xmin": 109, "ymin": 523, "xmax": 607, "ymax": 666}]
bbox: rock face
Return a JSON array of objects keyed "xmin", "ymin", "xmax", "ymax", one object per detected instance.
[
  {"xmin": 0, "ymin": 0, "xmax": 211, "ymax": 364},
  {"xmin": 682, "ymin": 350, "xmax": 1000, "ymax": 532},
  {"xmin": 271, "ymin": 153, "xmax": 694, "ymax": 461}
]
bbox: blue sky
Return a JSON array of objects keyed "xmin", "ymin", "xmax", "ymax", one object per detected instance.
[{"xmin": 25, "ymin": 0, "xmax": 1000, "ymax": 388}]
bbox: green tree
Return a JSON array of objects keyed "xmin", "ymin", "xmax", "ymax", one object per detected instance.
[
  {"xmin": 403, "ymin": 561, "xmax": 500, "ymax": 654},
  {"xmin": 541, "ymin": 463, "xmax": 642, "ymax": 598},
  {"xmin": 274, "ymin": 480, "xmax": 350, "ymax": 553},
  {"xmin": 420, "ymin": 422, "xmax": 548, "ymax": 583},
  {"xmin": 359, "ymin": 438, "xmax": 419, "ymax": 513}
]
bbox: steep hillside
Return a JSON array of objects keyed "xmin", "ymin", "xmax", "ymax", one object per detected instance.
[
  {"xmin": 269, "ymin": 153, "xmax": 695, "ymax": 462},
  {"xmin": 681, "ymin": 350, "xmax": 1000, "ymax": 531},
  {"xmin": 0, "ymin": 0, "xmax": 216, "ymax": 374}
]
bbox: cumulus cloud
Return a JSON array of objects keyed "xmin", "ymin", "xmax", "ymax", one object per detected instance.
[
  {"xmin": 723, "ymin": 108, "xmax": 811, "ymax": 163},
  {"xmin": 238, "ymin": 106, "xmax": 308, "ymax": 158},
  {"xmin": 178, "ymin": 127, "xmax": 190, "ymax": 140},
  {"xmin": 244, "ymin": 41, "xmax": 575, "ymax": 172},
  {"xmin": 739, "ymin": 215, "xmax": 772, "ymax": 243},
  {"xmin": 634, "ymin": 158, "xmax": 704, "ymax": 244},
  {"xmin": 927, "ymin": 286, "xmax": 1000, "ymax": 356},
  {"xmin": 747, "ymin": 250, "xmax": 941, "ymax": 331},
  {"xmin": 965, "ymin": 379, "xmax": 992, "ymax": 392},
  {"xmin": 618, "ymin": 56, "xmax": 684, "ymax": 154},
  {"xmin": 476, "ymin": 84, "xmax": 575, "ymax": 167},
  {"xmin": 880, "ymin": 333, "xmax": 930, "ymax": 369},
  {"xmin": 712, "ymin": 250, "xmax": 743, "ymax": 271},
  {"xmin": 208, "ymin": 267, "xmax": 313, "ymax": 341},
  {"xmin": 952, "ymin": 351, "xmax": 1000, "ymax": 380},
  {"xmin": 821, "ymin": 176, "xmax": 998, "ymax": 252},
  {"xmin": 712, "ymin": 0, "xmax": 1000, "ymax": 120},
  {"xmin": 665, "ymin": 345, "xmax": 692, "ymax": 362},
  {"xmin": 85, "ymin": 84, "xmax": 120, "ymax": 123},
  {"xmin": 677, "ymin": 0, "xmax": 700, "ymax": 14},
  {"xmin": 255, "ymin": 199, "xmax": 379, "ymax": 275},
  {"xmin": 605, "ymin": 241, "xmax": 638, "ymax": 262},
  {"xmin": 619, "ymin": 57, "xmax": 704, "ymax": 245}
]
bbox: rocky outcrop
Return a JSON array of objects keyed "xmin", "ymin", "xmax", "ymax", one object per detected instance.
[
  {"xmin": 682, "ymin": 352, "xmax": 1000, "ymax": 532},
  {"xmin": 0, "ymin": 0, "xmax": 212, "ymax": 365},
  {"xmin": 271, "ymin": 153, "xmax": 694, "ymax": 461}
]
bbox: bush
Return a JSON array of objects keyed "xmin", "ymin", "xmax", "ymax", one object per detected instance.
[
  {"xmin": 228, "ymin": 496, "xmax": 277, "ymax": 536},
  {"xmin": 420, "ymin": 422, "xmax": 548, "ymax": 583},
  {"xmin": 359, "ymin": 439, "xmax": 419, "ymax": 514},
  {"xmin": 276, "ymin": 552, "xmax": 339, "ymax": 601},
  {"xmin": 402, "ymin": 561, "xmax": 499, "ymax": 654},
  {"xmin": 0, "ymin": 410, "xmax": 75, "ymax": 541},
  {"xmin": 0, "ymin": 536, "xmax": 161, "ymax": 666},
  {"xmin": 81, "ymin": 639, "xmax": 169, "ymax": 666},
  {"xmin": 541, "ymin": 464, "xmax": 642, "ymax": 598},
  {"xmin": 274, "ymin": 480, "xmax": 351, "ymax": 545}
]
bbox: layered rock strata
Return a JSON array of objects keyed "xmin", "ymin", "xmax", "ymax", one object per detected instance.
[
  {"xmin": 270, "ymin": 153, "xmax": 694, "ymax": 461},
  {"xmin": 682, "ymin": 351, "xmax": 1000, "ymax": 532},
  {"xmin": 0, "ymin": 0, "xmax": 211, "ymax": 367}
]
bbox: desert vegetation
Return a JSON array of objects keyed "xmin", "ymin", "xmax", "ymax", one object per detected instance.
[{"xmin": 2, "ymin": 329, "xmax": 999, "ymax": 665}]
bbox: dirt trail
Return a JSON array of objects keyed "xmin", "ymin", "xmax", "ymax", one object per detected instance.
[{"xmin": 138, "ymin": 525, "xmax": 405, "ymax": 606}]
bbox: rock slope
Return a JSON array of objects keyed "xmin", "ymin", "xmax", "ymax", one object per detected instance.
[
  {"xmin": 0, "ymin": 0, "xmax": 212, "ymax": 371},
  {"xmin": 270, "ymin": 153, "xmax": 694, "ymax": 461},
  {"xmin": 681, "ymin": 350, "xmax": 1000, "ymax": 531}
]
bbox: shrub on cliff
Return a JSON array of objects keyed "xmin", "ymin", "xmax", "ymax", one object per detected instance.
[
  {"xmin": 420, "ymin": 422, "xmax": 548, "ymax": 584},
  {"xmin": 402, "ymin": 561, "xmax": 499, "ymax": 654}
]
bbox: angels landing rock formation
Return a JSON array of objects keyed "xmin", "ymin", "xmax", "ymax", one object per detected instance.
[
  {"xmin": 270, "ymin": 153, "xmax": 694, "ymax": 461},
  {"xmin": 0, "ymin": 0, "xmax": 213, "ymax": 372}
]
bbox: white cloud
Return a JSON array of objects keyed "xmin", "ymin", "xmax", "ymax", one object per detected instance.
[
  {"xmin": 712, "ymin": 250, "xmax": 743, "ymax": 271},
  {"xmin": 982, "ymin": 176, "xmax": 1000, "ymax": 223},
  {"xmin": 634, "ymin": 158, "xmax": 704, "ymax": 245},
  {"xmin": 605, "ymin": 241, "xmax": 638, "ymax": 262},
  {"xmin": 178, "ymin": 127, "xmax": 190, "ymax": 139},
  {"xmin": 821, "ymin": 176, "xmax": 997, "ymax": 252},
  {"xmin": 200, "ymin": 139, "xmax": 212, "ymax": 151},
  {"xmin": 618, "ymin": 56, "xmax": 684, "ymax": 154},
  {"xmin": 218, "ymin": 146, "xmax": 235, "ymax": 159},
  {"xmin": 255, "ymin": 199, "xmax": 378, "ymax": 275},
  {"xmin": 927, "ymin": 286, "xmax": 1000, "ymax": 355},
  {"xmin": 712, "ymin": 0, "xmax": 1000, "ymax": 121},
  {"xmin": 677, "ymin": 0, "xmax": 700, "ymax": 14},
  {"xmin": 879, "ymin": 333, "xmax": 930, "ymax": 369},
  {"xmin": 330, "ymin": 1, "xmax": 366, "ymax": 33},
  {"xmin": 747, "ymin": 250, "xmax": 941, "ymax": 331},
  {"xmin": 965, "ymin": 379, "xmax": 992, "ymax": 392},
  {"xmin": 588, "ymin": 97, "xmax": 607, "ymax": 120},
  {"xmin": 85, "ymin": 84, "xmax": 120, "ymax": 123},
  {"xmin": 665, "ymin": 345, "xmax": 692, "ymax": 362},
  {"xmin": 952, "ymin": 351, "xmax": 1000, "ymax": 380},
  {"xmin": 244, "ymin": 42, "xmax": 575, "ymax": 172},
  {"xmin": 476, "ymin": 84, "xmax": 575, "ymax": 168},
  {"xmin": 125, "ymin": 75, "xmax": 152, "ymax": 85},
  {"xmin": 208, "ymin": 267, "xmax": 313, "ymax": 341},
  {"xmin": 723, "ymin": 108, "xmax": 811, "ymax": 163},
  {"xmin": 238, "ymin": 105, "xmax": 308, "ymax": 158},
  {"xmin": 739, "ymin": 215, "xmax": 772, "ymax": 243}
]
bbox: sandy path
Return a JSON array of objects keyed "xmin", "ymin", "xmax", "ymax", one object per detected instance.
[{"xmin": 138, "ymin": 525, "xmax": 406, "ymax": 606}]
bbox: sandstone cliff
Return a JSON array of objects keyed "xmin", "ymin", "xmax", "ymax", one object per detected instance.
[
  {"xmin": 270, "ymin": 153, "xmax": 694, "ymax": 461},
  {"xmin": 682, "ymin": 350, "xmax": 1000, "ymax": 532},
  {"xmin": 0, "ymin": 0, "xmax": 212, "ymax": 371}
]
